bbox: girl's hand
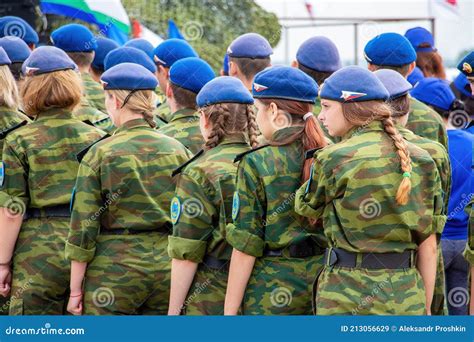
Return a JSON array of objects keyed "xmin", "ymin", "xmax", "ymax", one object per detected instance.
[
  {"xmin": 67, "ymin": 293, "xmax": 83, "ymax": 315},
  {"xmin": 0, "ymin": 264, "xmax": 11, "ymax": 297}
]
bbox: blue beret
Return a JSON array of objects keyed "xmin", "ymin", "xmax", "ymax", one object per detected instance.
[
  {"xmin": 374, "ymin": 69, "xmax": 412, "ymax": 99},
  {"xmin": 252, "ymin": 66, "xmax": 318, "ymax": 103},
  {"xmin": 0, "ymin": 47, "xmax": 11, "ymax": 66},
  {"xmin": 91, "ymin": 37, "xmax": 119, "ymax": 71},
  {"xmin": 0, "ymin": 36, "xmax": 30, "ymax": 63},
  {"xmin": 101, "ymin": 63, "xmax": 158, "ymax": 91},
  {"xmin": 453, "ymin": 73, "xmax": 472, "ymax": 98},
  {"xmin": 405, "ymin": 27, "xmax": 435, "ymax": 52},
  {"xmin": 296, "ymin": 36, "xmax": 341, "ymax": 73},
  {"xmin": 124, "ymin": 38, "xmax": 154, "ymax": 61},
  {"xmin": 320, "ymin": 66, "xmax": 389, "ymax": 102},
  {"xmin": 197, "ymin": 76, "xmax": 254, "ymax": 107},
  {"xmin": 153, "ymin": 39, "xmax": 198, "ymax": 67},
  {"xmin": 457, "ymin": 51, "xmax": 474, "ymax": 77},
  {"xmin": 222, "ymin": 54, "xmax": 229, "ymax": 74},
  {"xmin": 104, "ymin": 47, "xmax": 157, "ymax": 73},
  {"xmin": 21, "ymin": 46, "xmax": 77, "ymax": 76},
  {"xmin": 51, "ymin": 24, "xmax": 97, "ymax": 52},
  {"xmin": 227, "ymin": 33, "xmax": 272, "ymax": 59},
  {"xmin": 364, "ymin": 33, "xmax": 416, "ymax": 66},
  {"xmin": 407, "ymin": 66, "xmax": 424, "ymax": 86},
  {"xmin": 0, "ymin": 16, "xmax": 38, "ymax": 45},
  {"xmin": 169, "ymin": 57, "xmax": 215, "ymax": 94},
  {"xmin": 411, "ymin": 77, "xmax": 455, "ymax": 111}
]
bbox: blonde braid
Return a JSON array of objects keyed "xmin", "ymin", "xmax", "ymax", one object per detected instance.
[{"xmin": 246, "ymin": 105, "xmax": 259, "ymax": 148}]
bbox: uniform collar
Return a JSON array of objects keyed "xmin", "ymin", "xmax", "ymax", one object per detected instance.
[
  {"xmin": 217, "ymin": 133, "xmax": 249, "ymax": 146},
  {"xmin": 271, "ymin": 126, "xmax": 304, "ymax": 142},
  {"xmin": 34, "ymin": 107, "xmax": 75, "ymax": 121},
  {"xmin": 343, "ymin": 120, "xmax": 385, "ymax": 140},
  {"xmin": 0, "ymin": 106, "xmax": 24, "ymax": 124},
  {"xmin": 170, "ymin": 108, "xmax": 199, "ymax": 122},
  {"xmin": 113, "ymin": 118, "xmax": 151, "ymax": 134}
]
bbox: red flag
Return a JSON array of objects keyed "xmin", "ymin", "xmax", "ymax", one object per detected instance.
[
  {"xmin": 305, "ymin": 1, "xmax": 314, "ymax": 18},
  {"xmin": 131, "ymin": 18, "xmax": 142, "ymax": 38}
]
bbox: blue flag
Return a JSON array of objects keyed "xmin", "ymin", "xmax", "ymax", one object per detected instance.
[{"xmin": 168, "ymin": 19, "xmax": 185, "ymax": 40}]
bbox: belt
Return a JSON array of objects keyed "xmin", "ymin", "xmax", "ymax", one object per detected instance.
[
  {"xmin": 202, "ymin": 255, "xmax": 229, "ymax": 272},
  {"xmin": 324, "ymin": 247, "xmax": 416, "ymax": 269},
  {"xmin": 99, "ymin": 223, "xmax": 172, "ymax": 235},
  {"xmin": 24, "ymin": 205, "xmax": 71, "ymax": 220},
  {"xmin": 263, "ymin": 238, "xmax": 324, "ymax": 259}
]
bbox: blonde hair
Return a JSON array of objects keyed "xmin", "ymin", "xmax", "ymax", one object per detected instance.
[
  {"xmin": 0, "ymin": 65, "xmax": 20, "ymax": 109},
  {"xmin": 341, "ymin": 100, "xmax": 412, "ymax": 205},
  {"xmin": 21, "ymin": 69, "xmax": 82, "ymax": 116},
  {"xmin": 107, "ymin": 89, "xmax": 157, "ymax": 128},
  {"xmin": 200, "ymin": 103, "xmax": 258, "ymax": 149}
]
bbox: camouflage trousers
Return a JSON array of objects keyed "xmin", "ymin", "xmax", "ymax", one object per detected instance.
[
  {"xmin": 0, "ymin": 296, "xmax": 9, "ymax": 315},
  {"xmin": 9, "ymin": 218, "xmax": 71, "ymax": 315},
  {"xmin": 184, "ymin": 264, "xmax": 228, "ymax": 315},
  {"xmin": 315, "ymin": 266, "xmax": 426, "ymax": 315},
  {"xmin": 83, "ymin": 232, "xmax": 170, "ymax": 315},
  {"xmin": 432, "ymin": 245, "xmax": 447, "ymax": 315},
  {"xmin": 242, "ymin": 254, "xmax": 323, "ymax": 315}
]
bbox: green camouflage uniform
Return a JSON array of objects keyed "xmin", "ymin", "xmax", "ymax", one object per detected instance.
[
  {"xmin": 0, "ymin": 106, "xmax": 30, "ymax": 315},
  {"xmin": 65, "ymin": 118, "xmax": 191, "ymax": 315},
  {"xmin": 82, "ymin": 72, "xmax": 106, "ymax": 114},
  {"xmin": 158, "ymin": 108, "xmax": 204, "ymax": 155},
  {"xmin": 227, "ymin": 126, "xmax": 326, "ymax": 315},
  {"xmin": 155, "ymin": 99, "xmax": 173, "ymax": 124},
  {"xmin": 168, "ymin": 134, "xmax": 250, "ymax": 315},
  {"xmin": 398, "ymin": 125, "xmax": 450, "ymax": 315},
  {"xmin": 407, "ymin": 97, "xmax": 448, "ymax": 149},
  {"xmin": 74, "ymin": 99, "xmax": 114, "ymax": 134},
  {"xmin": 295, "ymin": 121, "xmax": 445, "ymax": 315},
  {"xmin": 462, "ymin": 155, "xmax": 474, "ymax": 309},
  {"xmin": 0, "ymin": 108, "xmax": 105, "ymax": 315}
]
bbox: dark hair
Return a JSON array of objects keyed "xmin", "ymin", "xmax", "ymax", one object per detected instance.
[
  {"xmin": 431, "ymin": 99, "xmax": 465, "ymax": 118},
  {"xmin": 229, "ymin": 56, "xmax": 271, "ymax": 82},
  {"xmin": 416, "ymin": 47, "xmax": 446, "ymax": 79},
  {"xmin": 67, "ymin": 52, "xmax": 94, "ymax": 68},
  {"xmin": 8, "ymin": 62, "xmax": 23, "ymax": 81},
  {"xmin": 389, "ymin": 94, "xmax": 410, "ymax": 117},
  {"xmin": 90, "ymin": 65, "xmax": 104, "ymax": 79},
  {"xmin": 370, "ymin": 63, "xmax": 412, "ymax": 77},
  {"xmin": 297, "ymin": 63, "xmax": 332, "ymax": 85},
  {"xmin": 170, "ymin": 83, "xmax": 197, "ymax": 109}
]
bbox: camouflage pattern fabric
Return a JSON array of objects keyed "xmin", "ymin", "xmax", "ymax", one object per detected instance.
[
  {"xmin": 406, "ymin": 97, "xmax": 448, "ymax": 149},
  {"xmin": 168, "ymin": 134, "xmax": 250, "ymax": 314},
  {"xmin": 227, "ymin": 126, "xmax": 326, "ymax": 315},
  {"xmin": 66, "ymin": 118, "xmax": 191, "ymax": 314},
  {"xmin": 158, "ymin": 108, "xmax": 204, "ymax": 154},
  {"xmin": 74, "ymin": 99, "xmax": 114, "ymax": 134},
  {"xmin": 154, "ymin": 99, "xmax": 173, "ymax": 124},
  {"xmin": 82, "ymin": 72, "xmax": 106, "ymax": 114},
  {"xmin": 0, "ymin": 108, "xmax": 105, "ymax": 315},
  {"xmin": 295, "ymin": 120, "xmax": 445, "ymax": 315},
  {"xmin": 464, "ymin": 197, "xmax": 474, "ymax": 266}
]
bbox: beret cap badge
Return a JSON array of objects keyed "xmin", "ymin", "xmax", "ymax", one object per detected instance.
[{"xmin": 463, "ymin": 62, "xmax": 472, "ymax": 74}]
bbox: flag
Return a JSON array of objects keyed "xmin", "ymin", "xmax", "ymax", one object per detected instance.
[
  {"xmin": 433, "ymin": 0, "xmax": 459, "ymax": 15},
  {"xmin": 168, "ymin": 19, "xmax": 184, "ymax": 40},
  {"xmin": 304, "ymin": 1, "xmax": 314, "ymax": 18},
  {"xmin": 40, "ymin": 0, "xmax": 131, "ymax": 44}
]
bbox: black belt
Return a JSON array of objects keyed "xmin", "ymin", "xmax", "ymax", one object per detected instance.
[
  {"xmin": 263, "ymin": 238, "xmax": 324, "ymax": 259},
  {"xmin": 202, "ymin": 255, "xmax": 229, "ymax": 272},
  {"xmin": 324, "ymin": 248, "xmax": 416, "ymax": 269},
  {"xmin": 24, "ymin": 205, "xmax": 71, "ymax": 220},
  {"xmin": 99, "ymin": 223, "xmax": 171, "ymax": 235}
]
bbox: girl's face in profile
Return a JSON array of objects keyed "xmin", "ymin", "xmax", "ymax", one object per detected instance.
[{"xmin": 319, "ymin": 99, "xmax": 352, "ymax": 137}]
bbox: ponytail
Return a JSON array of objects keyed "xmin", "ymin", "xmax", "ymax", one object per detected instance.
[{"xmin": 302, "ymin": 113, "xmax": 328, "ymax": 182}]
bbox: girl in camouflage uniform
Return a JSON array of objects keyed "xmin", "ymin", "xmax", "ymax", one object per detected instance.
[
  {"xmin": 225, "ymin": 66, "xmax": 328, "ymax": 315},
  {"xmin": 295, "ymin": 66, "xmax": 443, "ymax": 315},
  {"xmin": 168, "ymin": 76, "xmax": 258, "ymax": 315}
]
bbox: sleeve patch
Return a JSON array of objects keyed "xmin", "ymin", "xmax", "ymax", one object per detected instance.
[
  {"xmin": 171, "ymin": 196, "xmax": 182, "ymax": 225},
  {"xmin": 232, "ymin": 191, "xmax": 240, "ymax": 221}
]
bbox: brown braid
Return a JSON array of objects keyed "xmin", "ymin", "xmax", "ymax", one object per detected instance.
[
  {"xmin": 246, "ymin": 105, "xmax": 259, "ymax": 148},
  {"xmin": 204, "ymin": 103, "xmax": 229, "ymax": 149}
]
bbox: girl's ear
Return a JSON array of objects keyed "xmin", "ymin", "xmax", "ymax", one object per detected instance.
[
  {"xmin": 113, "ymin": 94, "xmax": 121, "ymax": 110},
  {"xmin": 229, "ymin": 61, "xmax": 238, "ymax": 77},
  {"xmin": 166, "ymin": 83, "xmax": 173, "ymax": 99},
  {"xmin": 269, "ymin": 102, "xmax": 279, "ymax": 119},
  {"xmin": 201, "ymin": 111, "xmax": 211, "ymax": 128}
]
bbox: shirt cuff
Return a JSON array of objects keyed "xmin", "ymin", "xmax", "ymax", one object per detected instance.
[
  {"xmin": 167, "ymin": 235, "xmax": 207, "ymax": 263},
  {"xmin": 294, "ymin": 188, "xmax": 323, "ymax": 219},
  {"xmin": 226, "ymin": 223, "xmax": 264, "ymax": 257},
  {"xmin": 65, "ymin": 240, "xmax": 96, "ymax": 263}
]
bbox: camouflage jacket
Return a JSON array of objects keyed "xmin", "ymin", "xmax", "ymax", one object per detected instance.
[
  {"xmin": 0, "ymin": 108, "xmax": 105, "ymax": 212},
  {"xmin": 157, "ymin": 108, "xmax": 204, "ymax": 154},
  {"xmin": 463, "ymin": 149, "xmax": 474, "ymax": 265},
  {"xmin": 0, "ymin": 106, "xmax": 31, "ymax": 160},
  {"xmin": 406, "ymin": 97, "xmax": 448, "ymax": 149},
  {"xmin": 295, "ymin": 121, "xmax": 445, "ymax": 253},
  {"xmin": 168, "ymin": 134, "xmax": 251, "ymax": 263},
  {"xmin": 65, "ymin": 118, "xmax": 192, "ymax": 263},
  {"xmin": 74, "ymin": 100, "xmax": 114, "ymax": 134},
  {"xmin": 81, "ymin": 72, "xmax": 106, "ymax": 114},
  {"xmin": 154, "ymin": 98, "xmax": 173, "ymax": 124},
  {"xmin": 227, "ymin": 126, "xmax": 325, "ymax": 258}
]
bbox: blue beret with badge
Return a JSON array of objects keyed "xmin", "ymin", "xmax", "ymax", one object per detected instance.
[
  {"xmin": 0, "ymin": 36, "xmax": 30, "ymax": 63},
  {"xmin": 252, "ymin": 66, "xmax": 318, "ymax": 103},
  {"xmin": 320, "ymin": 66, "xmax": 389, "ymax": 102},
  {"xmin": 457, "ymin": 51, "xmax": 474, "ymax": 77},
  {"xmin": 100, "ymin": 63, "xmax": 158, "ymax": 91},
  {"xmin": 411, "ymin": 77, "xmax": 455, "ymax": 111},
  {"xmin": 374, "ymin": 69, "xmax": 412, "ymax": 99},
  {"xmin": 407, "ymin": 66, "xmax": 424, "ymax": 86},
  {"xmin": 51, "ymin": 24, "xmax": 97, "ymax": 52},
  {"xmin": 0, "ymin": 47, "xmax": 11, "ymax": 66},
  {"xmin": 124, "ymin": 38, "xmax": 155, "ymax": 61},
  {"xmin": 453, "ymin": 73, "xmax": 472, "ymax": 98},
  {"xmin": 153, "ymin": 38, "xmax": 198, "ymax": 67},
  {"xmin": 405, "ymin": 27, "xmax": 435, "ymax": 52},
  {"xmin": 0, "ymin": 16, "xmax": 38, "ymax": 45},
  {"xmin": 364, "ymin": 32, "xmax": 416, "ymax": 67},
  {"xmin": 197, "ymin": 76, "xmax": 254, "ymax": 107},
  {"xmin": 169, "ymin": 57, "xmax": 215, "ymax": 94},
  {"xmin": 227, "ymin": 33, "xmax": 272, "ymax": 59},
  {"xmin": 104, "ymin": 46, "xmax": 157, "ymax": 73},
  {"xmin": 296, "ymin": 36, "xmax": 341, "ymax": 73},
  {"xmin": 92, "ymin": 37, "xmax": 119, "ymax": 71},
  {"xmin": 21, "ymin": 46, "xmax": 77, "ymax": 76}
]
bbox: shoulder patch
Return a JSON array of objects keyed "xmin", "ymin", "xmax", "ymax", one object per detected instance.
[
  {"xmin": 232, "ymin": 191, "xmax": 240, "ymax": 221},
  {"xmin": 172, "ymin": 149, "xmax": 204, "ymax": 177},
  {"xmin": 0, "ymin": 161, "xmax": 5, "ymax": 187},
  {"xmin": 170, "ymin": 196, "xmax": 181, "ymax": 225},
  {"xmin": 0, "ymin": 120, "xmax": 28, "ymax": 140},
  {"xmin": 234, "ymin": 144, "xmax": 270, "ymax": 163},
  {"xmin": 304, "ymin": 147, "xmax": 323, "ymax": 160},
  {"xmin": 76, "ymin": 134, "xmax": 111, "ymax": 163}
]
